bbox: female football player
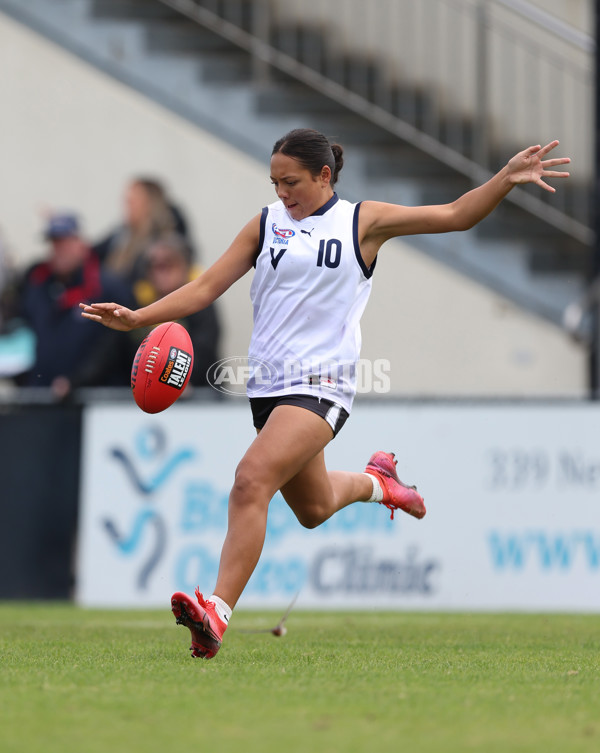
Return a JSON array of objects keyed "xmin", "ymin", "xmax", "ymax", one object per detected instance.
[{"xmin": 81, "ymin": 128, "xmax": 570, "ymax": 659}]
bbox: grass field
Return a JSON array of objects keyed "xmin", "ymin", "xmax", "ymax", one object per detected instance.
[{"xmin": 1, "ymin": 605, "xmax": 598, "ymax": 753}]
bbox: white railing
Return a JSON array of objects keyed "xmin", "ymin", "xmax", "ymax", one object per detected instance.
[
  {"xmin": 270, "ymin": 0, "xmax": 592, "ymax": 173},
  {"xmin": 160, "ymin": 0, "xmax": 594, "ymax": 242}
]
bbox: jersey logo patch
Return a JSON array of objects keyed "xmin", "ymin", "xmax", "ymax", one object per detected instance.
[
  {"xmin": 270, "ymin": 247, "xmax": 287, "ymax": 270},
  {"xmin": 272, "ymin": 223, "xmax": 295, "ymax": 239}
]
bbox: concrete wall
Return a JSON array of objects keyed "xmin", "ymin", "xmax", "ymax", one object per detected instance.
[{"xmin": 0, "ymin": 12, "xmax": 588, "ymax": 398}]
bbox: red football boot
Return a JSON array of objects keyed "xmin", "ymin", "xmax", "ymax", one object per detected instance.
[
  {"xmin": 171, "ymin": 589, "xmax": 228, "ymax": 659},
  {"xmin": 365, "ymin": 451, "xmax": 426, "ymax": 520}
]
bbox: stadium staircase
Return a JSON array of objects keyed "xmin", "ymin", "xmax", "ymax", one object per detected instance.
[{"xmin": 0, "ymin": 0, "xmax": 594, "ymax": 330}]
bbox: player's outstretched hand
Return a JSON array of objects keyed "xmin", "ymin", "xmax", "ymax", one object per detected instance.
[
  {"xmin": 79, "ymin": 302, "xmax": 139, "ymax": 331},
  {"xmin": 507, "ymin": 140, "xmax": 570, "ymax": 193}
]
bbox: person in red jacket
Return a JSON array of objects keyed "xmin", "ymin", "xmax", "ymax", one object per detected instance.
[{"xmin": 15, "ymin": 213, "xmax": 134, "ymax": 397}]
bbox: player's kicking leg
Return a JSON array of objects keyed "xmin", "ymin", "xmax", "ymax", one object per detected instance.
[{"xmin": 171, "ymin": 407, "xmax": 425, "ymax": 658}]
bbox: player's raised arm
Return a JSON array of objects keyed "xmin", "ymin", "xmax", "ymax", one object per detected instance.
[
  {"xmin": 358, "ymin": 140, "xmax": 570, "ymax": 261},
  {"xmin": 80, "ymin": 214, "xmax": 262, "ymax": 330}
]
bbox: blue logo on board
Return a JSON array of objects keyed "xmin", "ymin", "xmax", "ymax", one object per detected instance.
[{"xmin": 103, "ymin": 426, "xmax": 195, "ymax": 589}]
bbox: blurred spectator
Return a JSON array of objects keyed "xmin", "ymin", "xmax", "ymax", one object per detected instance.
[
  {"xmin": 563, "ymin": 278, "xmax": 600, "ymax": 344},
  {"xmin": 0, "ymin": 230, "xmax": 36, "ymax": 380},
  {"xmin": 0, "ymin": 228, "xmax": 10, "ymax": 308},
  {"xmin": 10, "ymin": 212, "xmax": 136, "ymax": 397},
  {"xmin": 94, "ymin": 177, "xmax": 192, "ymax": 287},
  {"xmin": 0, "ymin": 228, "xmax": 13, "ymax": 331},
  {"xmin": 135, "ymin": 232, "xmax": 220, "ymax": 387}
]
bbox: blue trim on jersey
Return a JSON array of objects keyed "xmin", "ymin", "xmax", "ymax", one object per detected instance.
[
  {"xmin": 311, "ymin": 193, "xmax": 339, "ymax": 216},
  {"xmin": 254, "ymin": 206, "xmax": 269, "ymax": 268},
  {"xmin": 352, "ymin": 202, "xmax": 376, "ymax": 279}
]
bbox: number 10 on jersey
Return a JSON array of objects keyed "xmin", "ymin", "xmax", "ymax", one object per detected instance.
[{"xmin": 316, "ymin": 238, "xmax": 342, "ymax": 269}]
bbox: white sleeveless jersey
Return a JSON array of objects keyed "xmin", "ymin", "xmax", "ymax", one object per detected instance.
[{"xmin": 247, "ymin": 194, "xmax": 375, "ymax": 413}]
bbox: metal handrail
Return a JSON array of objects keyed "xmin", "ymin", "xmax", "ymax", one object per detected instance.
[
  {"xmin": 494, "ymin": 0, "xmax": 594, "ymax": 51},
  {"xmin": 157, "ymin": 0, "xmax": 593, "ymax": 246}
]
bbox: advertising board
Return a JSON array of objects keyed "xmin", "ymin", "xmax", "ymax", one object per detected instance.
[{"xmin": 76, "ymin": 401, "xmax": 600, "ymax": 611}]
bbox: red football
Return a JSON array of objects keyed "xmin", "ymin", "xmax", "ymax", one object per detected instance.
[{"xmin": 131, "ymin": 322, "xmax": 194, "ymax": 413}]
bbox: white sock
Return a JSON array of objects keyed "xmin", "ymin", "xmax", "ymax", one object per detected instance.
[
  {"xmin": 209, "ymin": 594, "xmax": 232, "ymax": 625},
  {"xmin": 363, "ymin": 473, "xmax": 384, "ymax": 502}
]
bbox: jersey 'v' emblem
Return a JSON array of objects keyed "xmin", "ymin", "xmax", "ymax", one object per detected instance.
[{"xmin": 270, "ymin": 247, "xmax": 286, "ymax": 270}]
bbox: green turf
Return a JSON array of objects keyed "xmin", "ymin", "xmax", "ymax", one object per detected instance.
[{"xmin": 1, "ymin": 605, "xmax": 598, "ymax": 753}]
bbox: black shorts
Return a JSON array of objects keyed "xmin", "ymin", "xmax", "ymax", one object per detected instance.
[{"xmin": 249, "ymin": 394, "xmax": 349, "ymax": 437}]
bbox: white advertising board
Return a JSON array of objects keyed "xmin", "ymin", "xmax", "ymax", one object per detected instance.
[{"xmin": 76, "ymin": 401, "xmax": 600, "ymax": 611}]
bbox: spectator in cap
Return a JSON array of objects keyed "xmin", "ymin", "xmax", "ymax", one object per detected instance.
[
  {"xmin": 8, "ymin": 212, "xmax": 135, "ymax": 397},
  {"xmin": 45, "ymin": 213, "xmax": 80, "ymax": 239}
]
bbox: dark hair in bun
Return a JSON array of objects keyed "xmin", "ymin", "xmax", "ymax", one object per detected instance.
[{"xmin": 272, "ymin": 128, "xmax": 344, "ymax": 186}]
